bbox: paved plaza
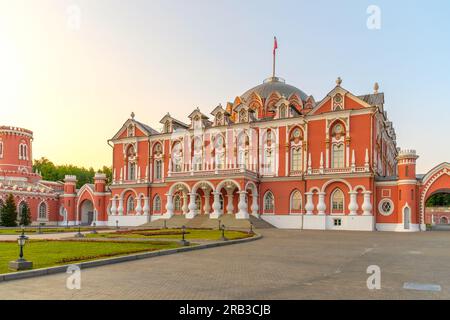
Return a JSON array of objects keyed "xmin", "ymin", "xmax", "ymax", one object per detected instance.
[{"xmin": 1, "ymin": 229, "xmax": 450, "ymax": 299}]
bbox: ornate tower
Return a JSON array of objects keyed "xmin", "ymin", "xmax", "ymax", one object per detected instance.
[
  {"xmin": 0, "ymin": 126, "xmax": 35, "ymax": 177},
  {"xmin": 397, "ymin": 149, "xmax": 420, "ymax": 230},
  {"xmin": 93, "ymin": 173, "xmax": 108, "ymax": 224},
  {"xmin": 63, "ymin": 175, "xmax": 78, "ymax": 225}
]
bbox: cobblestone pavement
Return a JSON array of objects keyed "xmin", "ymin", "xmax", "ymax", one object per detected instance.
[{"xmin": 1, "ymin": 229, "xmax": 450, "ymax": 299}]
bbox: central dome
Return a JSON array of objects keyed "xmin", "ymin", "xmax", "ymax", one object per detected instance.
[{"xmin": 241, "ymin": 77, "xmax": 308, "ymax": 101}]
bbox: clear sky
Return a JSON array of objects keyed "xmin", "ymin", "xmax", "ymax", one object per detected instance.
[{"xmin": 0, "ymin": 0, "xmax": 449, "ymax": 173}]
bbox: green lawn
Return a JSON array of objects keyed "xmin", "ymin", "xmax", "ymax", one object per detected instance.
[
  {"xmin": 85, "ymin": 228, "xmax": 253, "ymax": 241},
  {"xmin": 0, "ymin": 240, "xmax": 180, "ymax": 274},
  {"xmin": 0, "ymin": 227, "xmax": 108, "ymax": 235}
]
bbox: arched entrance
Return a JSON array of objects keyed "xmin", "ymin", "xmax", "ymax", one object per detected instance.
[
  {"xmin": 80, "ymin": 199, "xmax": 94, "ymax": 225},
  {"xmin": 403, "ymin": 206, "xmax": 411, "ymax": 230},
  {"xmin": 419, "ymin": 163, "xmax": 450, "ymax": 230}
]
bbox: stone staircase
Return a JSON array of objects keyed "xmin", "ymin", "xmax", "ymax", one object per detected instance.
[
  {"xmin": 249, "ymin": 215, "xmax": 275, "ymax": 229},
  {"xmin": 139, "ymin": 214, "xmax": 275, "ymax": 231}
]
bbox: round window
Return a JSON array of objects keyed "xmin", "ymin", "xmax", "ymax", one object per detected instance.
[{"xmin": 378, "ymin": 199, "xmax": 394, "ymax": 216}]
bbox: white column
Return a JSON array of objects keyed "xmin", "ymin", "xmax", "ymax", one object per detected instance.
[
  {"xmin": 135, "ymin": 197, "xmax": 142, "ymax": 215},
  {"xmin": 351, "ymin": 149, "xmax": 356, "ymax": 172},
  {"xmin": 319, "ymin": 152, "xmax": 324, "ymax": 173},
  {"xmin": 307, "ymin": 153, "xmax": 312, "ymax": 174},
  {"xmin": 317, "ymin": 192, "xmax": 326, "ymax": 215},
  {"xmin": 305, "ymin": 192, "xmax": 314, "ymax": 215},
  {"xmin": 251, "ymin": 194, "xmax": 259, "ymax": 217},
  {"xmin": 348, "ymin": 191, "xmax": 358, "ymax": 215},
  {"xmin": 143, "ymin": 197, "xmax": 150, "ymax": 215},
  {"xmin": 210, "ymin": 191, "xmax": 222, "ymax": 219},
  {"xmin": 182, "ymin": 193, "xmax": 188, "ymax": 215},
  {"xmin": 362, "ymin": 191, "xmax": 372, "ymax": 215},
  {"xmin": 236, "ymin": 191, "xmax": 249, "ymax": 219},
  {"xmin": 364, "ymin": 148, "xmax": 370, "ymax": 172},
  {"xmin": 226, "ymin": 190, "xmax": 234, "ymax": 214},
  {"xmin": 118, "ymin": 198, "xmax": 124, "ymax": 216},
  {"xmin": 203, "ymin": 192, "xmax": 211, "ymax": 215},
  {"xmin": 186, "ymin": 192, "xmax": 197, "ymax": 219},
  {"xmin": 164, "ymin": 193, "xmax": 174, "ymax": 219},
  {"xmin": 110, "ymin": 198, "xmax": 117, "ymax": 215}
]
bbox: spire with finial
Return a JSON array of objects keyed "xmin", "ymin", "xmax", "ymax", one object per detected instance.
[
  {"xmin": 373, "ymin": 82, "xmax": 379, "ymax": 94},
  {"xmin": 336, "ymin": 77, "xmax": 342, "ymax": 86},
  {"xmin": 130, "ymin": 112, "xmax": 135, "ymax": 119}
]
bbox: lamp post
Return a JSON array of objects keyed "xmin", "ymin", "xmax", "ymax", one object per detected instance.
[
  {"xmin": 91, "ymin": 222, "xmax": 98, "ymax": 234},
  {"xmin": 116, "ymin": 220, "xmax": 119, "ymax": 230},
  {"xmin": 74, "ymin": 223, "xmax": 84, "ymax": 238},
  {"xmin": 218, "ymin": 219, "xmax": 221, "ymax": 230},
  {"xmin": 163, "ymin": 219, "xmax": 167, "ymax": 230},
  {"xmin": 220, "ymin": 224, "xmax": 228, "ymax": 241},
  {"xmin": 248, "ymin": 222, "xmax": 254, "ymax": 235},
  {"xmin": 179, "ymin": 225, "xmax": 189, "ymax": 246},
  {"xmin": 37, "ymin": 223, "xmax": 42, "ymax": 234},
  {"xmin": 8, "ymin": 227, "xmax": 33, "ymax": 271}
]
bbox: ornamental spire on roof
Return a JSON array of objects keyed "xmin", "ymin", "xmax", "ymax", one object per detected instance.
[{"xmin": 272, "ymin": 36, "xmax": 278, "ymax": 78}]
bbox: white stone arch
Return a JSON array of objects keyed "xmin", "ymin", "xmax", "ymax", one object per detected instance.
[
  {"xmin": 308, "ymin": 186, "xmax": 321, "ymax": 193},
  {"xmin": 192, "ymin": 180, "xmax": 215, "ymax": 194},
  {"xmin": 168, "ymin": 182, "xmax": 191, "ymax": 195},
  {"xmin": 353, "ymin": 185, "xmax": 367, "ymax": 192},
  {"xmin": 245, "ymin": 181, "xmax": 258, "ymax": 196},
  {"xmin": 419, "ymin": 163, "xmax": 450, "ymax": 229},
  {"xmin": 216, "ymin": 179, "xmax": 241, "ymax": 192},
  {"xmin": 119, "ymin": 187, "xmax": 139, "ymax": 199},
  {"xmin": 320, "ymin": 178, "xmax": 352, "ymax": 193}
]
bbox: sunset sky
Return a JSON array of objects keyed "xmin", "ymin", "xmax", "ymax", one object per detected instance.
[{"xmin": 0, "ymin": 0, "xmax": 449, "ymax": 173}]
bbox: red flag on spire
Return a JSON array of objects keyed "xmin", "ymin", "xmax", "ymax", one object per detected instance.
[{"xmin": 273, "ymin": 36, "xmax": 278, "ymax": 55}]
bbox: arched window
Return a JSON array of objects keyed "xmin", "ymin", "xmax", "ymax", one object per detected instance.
[
  {"xmin": 263, "ymin": 130, "xmax": 275, "ymax": 174},
  {"xmin": 279, "ymin": 105, "xmax": 287, "ymax": 118},
  {"xmin": 291, "ymin": 148, "xmax": 302, "ymax": 171},
  {"xmin": 192, "ymin": 137, "xmax": 203, "ymax": 171},
  {"xmin": 153, "ymin": 195, "xmax": 161, "ymax": 213},
  {"xmin": 126, "ymin": 145, "xmax": 136, "ymax": 180},
  {"xmin": 23, "ymin": 144, "xmax": 28, "ymax": 159},
  {"xmin": 174, "ymin": 194, "xmax": 182, "ymax": 211},
  {"xmin": 127, "ymin": 124, "xmax": 135, "ymax": 137},
  {"xmin": 237, "ymin": 133, "xmax": 249, "ymax": 168},
  {"xmin": 331, "ymin": 189, "xmax": 344, "ymax": 213},
  {"xmin": 172, "ymin": 141, "xmax": 183, "ymax": 172},
  {"xmin": 214, "ymin": 135, "xmax": 225, "ymax": 169},
  {"xmin": 38, "ymin": 202, "xmax": 47, "ymax": 219},
  {"xmin": 127, "ymin": 196, "xmax": 135, "ymax": 213},
  {"xmin": 290, "ymin": 190, "xmax": 302, "ymax": 212},
  {"xmin": 154, "ymin": 160, "xmax": 162, "ymax": 180},
  {"xmin": 332, "ymin": 144, "xmax": 344, "ymax": 168},
  {"xmin": 331, "ymin": 123, "xmax": 345, "ymax": 168},
  {"xmin": 263, "ymin": 191, "xmax": 274, "ymax": 212}
]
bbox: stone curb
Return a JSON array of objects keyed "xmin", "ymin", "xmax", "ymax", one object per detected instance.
[{"xmin": 0, "ymin": 233, "xmax": 262, "ymax": 282}]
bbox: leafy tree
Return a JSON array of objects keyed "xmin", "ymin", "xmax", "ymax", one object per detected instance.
[
  {"xmin": 0, "ymin": 194, "xmax": 18, "ymax": 227},
  {"xmin": 18, "ymin": 202, "xmax": 32, "ymax": 226},
  {"xmin": 33, "ymin": 157, "xmax": 112, "ymax": 188},
  {"xmin": 426, "ymin": 193, "xmax": 450, "ymax": 207}
]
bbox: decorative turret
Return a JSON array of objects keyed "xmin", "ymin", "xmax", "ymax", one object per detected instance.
[
  {"xmin": 63, "ymin": 175, "xmax": 78, "ymax": 225},
  {"xmin": 397, "ymin": 149, "xmax": 419, "ymax": 180},
  {"xmin": 0, "ymin": 126, "xmax": 34, "ymax": 176},
  {"xmin": 94, "ymin": 173, "xmax": 107, "ymax": 193},
  {"xmin": 396, "ymin": 149, "xmax": 419, "ymax": 230}
]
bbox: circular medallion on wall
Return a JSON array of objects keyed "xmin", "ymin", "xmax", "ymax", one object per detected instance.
[{"xmin": 378, "ymin": 198, "xmax": 394, "ymax": 216}]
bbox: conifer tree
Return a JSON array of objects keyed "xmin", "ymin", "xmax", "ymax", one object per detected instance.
[
  {"xmin": 19, "ymin": 202, "xmax": 32, "ymax": 226},
  {"xmin": 0, "ymin": 194, "xmax": 18, "ymax": 227}
]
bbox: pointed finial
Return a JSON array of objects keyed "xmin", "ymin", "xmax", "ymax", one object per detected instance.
[
  {"xmin": 336, "ymin": 77, "xmax": 342, "ymax": 86},
  {"xmin": 130, "ymin": 112, "xmax": 135, "ymax": 119},
  {"xmin": 373, "ymin": 82, "xmax": 379, "ymax": 94}
]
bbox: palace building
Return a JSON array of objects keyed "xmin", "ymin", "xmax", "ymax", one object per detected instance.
[{"xmin": 1, "ymin": 76, "xmax": 448, "ymax": 231}]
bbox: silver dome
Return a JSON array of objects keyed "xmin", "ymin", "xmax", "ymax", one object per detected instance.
[{"xmin": 241, "ymin": 77, "xmax": 308, "ymax": 101}]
